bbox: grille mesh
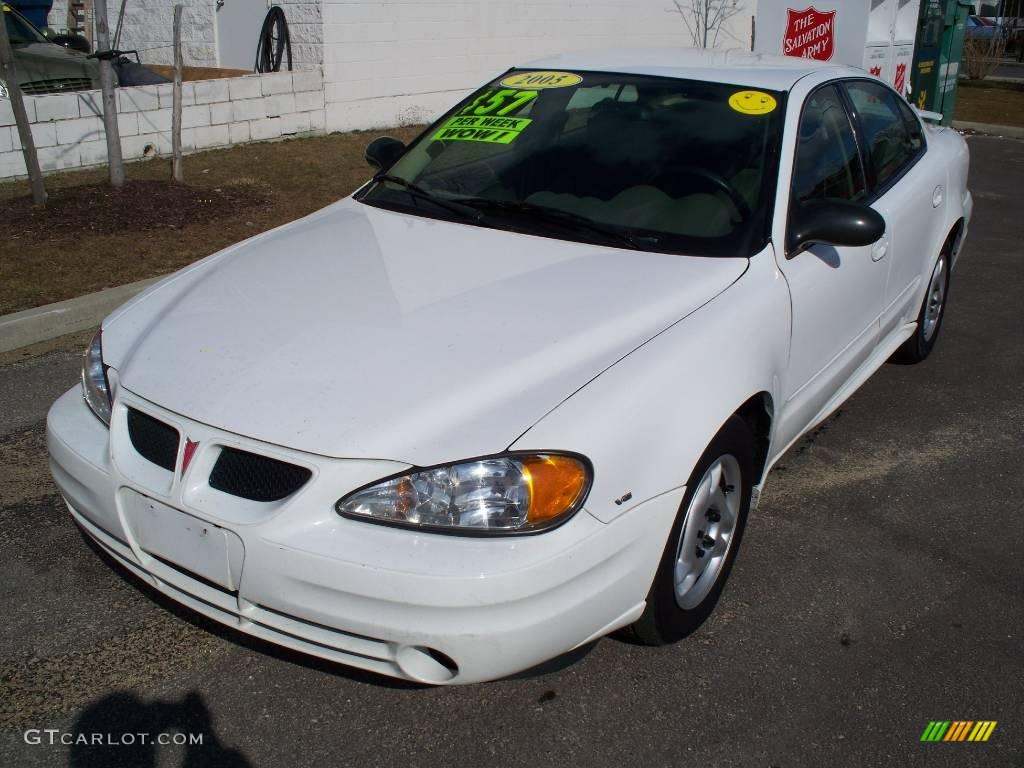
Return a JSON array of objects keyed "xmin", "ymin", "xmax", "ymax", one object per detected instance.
[
  {"xmin": 209, "ymin": 448, "xmax": 311, "ymax": 502},
  {"xmin": 21, "ymin": 78, "xmax": 93, "ymax": 95},
  {"xmin": 126, "ymin": 409, "xmax": 180, "ymax": 471}
]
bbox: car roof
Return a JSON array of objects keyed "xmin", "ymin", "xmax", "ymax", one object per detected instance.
[{"xmin": 522, "ymin": 47, "xmax": 863, "ymax": 92}]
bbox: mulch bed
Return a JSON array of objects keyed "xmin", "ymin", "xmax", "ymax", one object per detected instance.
[
  {"xmin": 5, "ymin": 180, "xmax": 272, "ymax": 243},
  {"xmin": 0, "ymin": 126, "xmax": 425, "ymax": 315}
]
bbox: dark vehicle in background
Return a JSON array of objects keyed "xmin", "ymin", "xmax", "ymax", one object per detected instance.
[
  {"xmin": 1, "ymin": 3, "xmax": 103, "ymax": 96},
  {"xmin": 965, "ymin": 14, "xmax": 1009, "ymax": 40}
]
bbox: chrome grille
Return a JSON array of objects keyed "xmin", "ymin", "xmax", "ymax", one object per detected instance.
[{"xmin": 20, "ymin": 78, "xmax": 93, "ymax": 95}]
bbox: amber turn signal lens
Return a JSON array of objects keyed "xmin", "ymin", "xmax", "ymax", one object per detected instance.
[{"xmin": 521, "ymin": 455, "xmax": 589, "ymax": 524}]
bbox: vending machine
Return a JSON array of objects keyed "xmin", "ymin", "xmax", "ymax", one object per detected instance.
[{"xmin": 754, "ymin": 0, "xmax": 923, "ymax": 94}]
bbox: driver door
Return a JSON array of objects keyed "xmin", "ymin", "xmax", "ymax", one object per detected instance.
[{"xmin": 775, "ymin": 84, "xmax": 890, "ymax": 450}]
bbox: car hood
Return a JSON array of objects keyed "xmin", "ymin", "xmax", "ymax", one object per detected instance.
[
  {"xmin": 12, "ymin": 42, "xmax": 100, "ymax": 87},
  {"xmin": 103, "ymin": 200, "xmax": 747, "ymax": 465}
]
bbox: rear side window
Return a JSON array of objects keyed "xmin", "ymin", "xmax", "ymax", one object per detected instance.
[
  {"xmin": 791, "ymin": 85, "xmax": 866, "ymax": 205},
  {"xmin": 844, "ymin": 80, "xmax": 923, "ymax": 192}
]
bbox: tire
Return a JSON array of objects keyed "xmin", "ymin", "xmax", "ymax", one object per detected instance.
[
  {"xmin": 890, "ymin": 248, "xmax": 951, "ymax": 365},
  {"xmin": 631, "ymin": 416, "xmax": 755, "ymax": 645}
]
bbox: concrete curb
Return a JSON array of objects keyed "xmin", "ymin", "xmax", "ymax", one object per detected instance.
[
  {"xmin": 0, "ymin": 278, "xmax": 160, "ymax": 354},
  {"xmin": 953, "ymin": 120, "xmax": 1024, "ymax": 138}
]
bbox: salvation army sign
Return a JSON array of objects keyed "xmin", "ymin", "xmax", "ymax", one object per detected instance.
[{"xmin": 783, "ymin": 7, "xmax": 836, "ymax": 61}]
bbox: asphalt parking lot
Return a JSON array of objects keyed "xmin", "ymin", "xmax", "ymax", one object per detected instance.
[{"xmin": 1, "ymin": 135, "xmax": 1021, "ymax": 768}]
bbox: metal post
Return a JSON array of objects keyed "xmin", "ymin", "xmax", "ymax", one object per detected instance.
[
  {"xmin": 172, "ymin": 4, "xmax": 183, "ymax": 182},
  {"xmin": 92, "ymin": 0, "xmax": 125, "ymax": 187},
  {"xmin": 0, "ymin": 5, "xmax": 46, "ymax": 205},
  {"xmin": 112, "ymin": 0, "xmax": 128, "ymax": 49}
]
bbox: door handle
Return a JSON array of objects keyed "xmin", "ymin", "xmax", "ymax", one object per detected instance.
[{"xmin": 871, "ymin": 240, "xmax": 888, "ymax": 262}]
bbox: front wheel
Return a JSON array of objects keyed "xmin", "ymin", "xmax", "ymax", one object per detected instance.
[
  {"xmin": 891, "ymin": 251, "xmax": 950, "ymax": 364},
  {"xmin": 631, "ymin": 416, "xmax": 754, "ymax": 645}
]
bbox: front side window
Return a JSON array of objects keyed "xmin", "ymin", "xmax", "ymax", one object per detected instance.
[
  {"xmin": 844, "ymin": 80, "xmax": 922, "ymax": 192},
  {"xmin": 358, "ymin": 71, "xmax": 785, "ymax": 258},
  {"xmin": 791, "ymin": 85, "xmax": 866, "ymax": 205}
]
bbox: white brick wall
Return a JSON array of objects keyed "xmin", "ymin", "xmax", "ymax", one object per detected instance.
[
  {"xmin": 51, "ymin": 0, "xmax": 755, "ymax": 136},
  {"xmin": 321, "ymin": 0, "xmax": 754, "ymax": 132},
  {"xmin": 47, "ymin": 0, "xmax": 70, "ymax": 33},
  {"xmin": 114, "ymin": 1, "xmax": 218, "ymax": 68},
  {"xmin": 0, "ymin": 72, "xmax": 326, "ymax": 180}
]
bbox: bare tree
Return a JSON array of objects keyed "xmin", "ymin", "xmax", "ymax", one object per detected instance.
[
  {"xmin": 93, "ymin": 0, "xmax": 126, "ymax": 187},
  {"xmin": 172, "ymin": 4, "xmax": 184, "ymax": 182},
  {"xmin": 669, "ymin": 0, "xmax": 745, "ymax": 49},
  {"xmin": 962, "ymin": 32, "xmax": 1008, "ymax": 79}
]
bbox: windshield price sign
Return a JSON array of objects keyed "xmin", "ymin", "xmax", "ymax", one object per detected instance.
[{"xmin": 432, "ymin": 115, "xmax": 533, "ymax": 144}]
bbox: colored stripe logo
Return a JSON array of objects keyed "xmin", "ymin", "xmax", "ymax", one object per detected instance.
[{"xmin": 920, "ymin": 721, "xmax": 997, "ymax": 742}]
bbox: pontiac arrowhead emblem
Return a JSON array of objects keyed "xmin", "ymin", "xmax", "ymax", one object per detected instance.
[{"xmin": 182, "ymin": 438, "xmax": 200, "ymax": 476}]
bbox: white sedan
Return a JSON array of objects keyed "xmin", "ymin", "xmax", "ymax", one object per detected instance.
[{"xmin": 47, "ymin": 49, "xmax": 971, "ymax": 684}]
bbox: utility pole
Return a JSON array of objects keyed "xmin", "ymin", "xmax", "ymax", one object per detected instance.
[
  {"xmin": 92, "ymin": 0, "xmax": 125, "ymax": 187},
  {"xmin": 0, "ymin": 4, "xmax": 46, "ymax": 205}
]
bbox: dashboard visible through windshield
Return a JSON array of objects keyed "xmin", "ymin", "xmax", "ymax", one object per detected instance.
[{"xmin": 358, "ymin": 70, "xmax": 785, "ymax": 258}]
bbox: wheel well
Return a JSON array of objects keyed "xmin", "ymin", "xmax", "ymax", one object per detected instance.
[
  {"xmin": 734, "ymin": 393, "xmax": 773, "ymax": 485},
  {"xmin": 948, "ymin": 218, "xmax": 965, "ymax": 259}
]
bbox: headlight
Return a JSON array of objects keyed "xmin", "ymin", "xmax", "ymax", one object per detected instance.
[
  {"xmin": 81, "ymin": 330, "xmax": 112, "ymax": 425},
  {"xmin": 336, "ymin": 453, "xmax": 591, "ymax": 535}
]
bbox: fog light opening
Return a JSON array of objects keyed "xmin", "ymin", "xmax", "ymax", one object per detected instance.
[{"xmin": 395, "ymin": 645, "xmax": 459, "ymax": 683}]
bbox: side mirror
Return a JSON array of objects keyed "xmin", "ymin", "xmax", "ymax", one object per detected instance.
[
  {"xmin": 365, "ymin": 136, "xmax": 406, "ymax": 171},
  {"xmin": 786, "ymin": 200, "xmax": 886, "ymax": 257}
]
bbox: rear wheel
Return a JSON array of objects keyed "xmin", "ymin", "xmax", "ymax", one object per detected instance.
[
  {"xmin": 631, "ymin": 416, "xmax": 754, "ymax": 645},
  {"xmin": 891, "ymin": 250, "xmax": 951, "ymax": 364}
]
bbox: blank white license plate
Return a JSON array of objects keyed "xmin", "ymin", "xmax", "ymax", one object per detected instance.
[{"xmin": 124, "ymin": 491, "xmax": 241, "ymax": 591}]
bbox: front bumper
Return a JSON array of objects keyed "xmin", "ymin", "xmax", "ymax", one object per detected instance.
[{"xmin": 47, "ymin": 387, "xmax": 679, "ymax": 684}]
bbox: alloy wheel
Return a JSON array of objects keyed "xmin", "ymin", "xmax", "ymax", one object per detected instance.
[{"xmin": 673, "ymin": 454, "xmax": 742, "ymax": 609}]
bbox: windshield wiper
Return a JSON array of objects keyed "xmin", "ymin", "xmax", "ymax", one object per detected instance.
[
  {"xmin": 372, "ymin": 174, "xmax": 483, "ymax": 223},
  {"xmin": 453, "ymin": 198, "xmax": 644, "ymax": 250}
]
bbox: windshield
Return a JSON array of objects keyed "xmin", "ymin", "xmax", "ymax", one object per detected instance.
[
  {"xmin": 4, "ymin": 4, "xmax": 49, "ymax": 44},
  {"xmin": 358, "ymin": 70, "xmax": 784, "ymax": 257}
]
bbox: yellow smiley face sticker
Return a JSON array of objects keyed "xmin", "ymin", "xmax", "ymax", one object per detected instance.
[{"xmin": 729, "ymin": 90, "xmax": 778, "ymax": 116}]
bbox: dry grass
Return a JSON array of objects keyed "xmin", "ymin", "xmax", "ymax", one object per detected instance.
[
  {"xmin": 0, "ymin": 126, "xmax": 425, "ymax": 315},
  {"xmin": 955, "ymin": 83, "xmax": 1024, "ymax": 128}
]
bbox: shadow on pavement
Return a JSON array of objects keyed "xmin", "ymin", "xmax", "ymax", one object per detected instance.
[{"xmin": 69, "ymin": 691, "xmax": 249, "ymax": 767}]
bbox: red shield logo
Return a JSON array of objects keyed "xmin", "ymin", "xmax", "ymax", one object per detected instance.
[
  {"xmin": 783, "ymin": 7, "xmax": 836, "ymax": 61},
  {"xmin": 893, "ymin": 62, "xmax": 907, "ymax": 94}
]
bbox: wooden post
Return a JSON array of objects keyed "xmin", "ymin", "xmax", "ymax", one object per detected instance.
[
  {"xmin": 92, "ymin": 0, "xmax": 125, "ymax": 187},
  {"xmin": 172, "ymin": 4, "xmax": 183, "ymax": 182},
  {"xmin": 0, "ymin": 4, "xmax": 46, "ymax": 205}
]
